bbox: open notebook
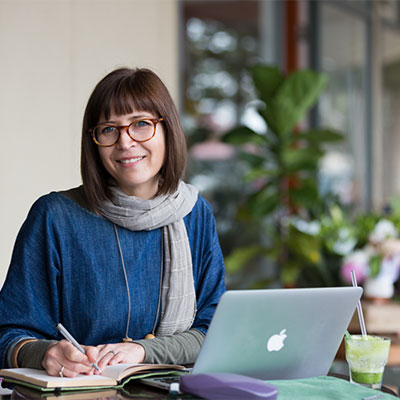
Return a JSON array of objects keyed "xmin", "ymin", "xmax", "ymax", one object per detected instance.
[{"xmin": 0, "ymin": 363, "xmax": 186, "ymax": 392}]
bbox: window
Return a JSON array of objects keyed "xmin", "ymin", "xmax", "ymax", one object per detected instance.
[
  {"xmin": 317, "ymin": 2, "xmax": 368, "ymax": 208},
  {"xmin": 180, "ymin": 0, "xmax": 282, "ymax": 287}
]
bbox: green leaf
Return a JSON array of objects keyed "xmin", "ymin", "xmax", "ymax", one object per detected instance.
[
  {"xmin": 369, "ymin": 254, "xmax": 383, "ymax": 278},
  {"xmin": 224, "ymin": 245, "xmax": 267, "ymax": 274},
  {"xmin": 239, "ymin": 151, "xmax": 265, "ymax": 168},
  {"xmin": 389, "ymin": 196, "xmax": 400, "ymax": 217},
  {"xmin": 244, "ymin": 167, "xmax": 280, "ymax": 182},
  {"xmin": 265, "ymin": 69, "xmax": 328, "ymax": 136},
  {"xmin": 297, "ymin": 128, "xmax": 344, "ymax": 144},
  {"xmin": 281, "ymin": 147, "xmax": 321, "ymax": 172},
  {"xmin": 222, "ymin": 126, "xmax": 266, "ymax": 146},
  {"xmin": 354, "ymin": 213, "xmax": 380, "ymax": 246},
  {"xmin": 287, "ymin": 226, "xmax": 322, "ymax": 264},
  {"xmin": 248, "ymin": 188, "xmax": 280, "ymax": 217},
  {"xmin": 251, "ymin": 64, "xmax": 284, "ymax": 103},
  {"xmin": 260, "ymin": 106, "xmax": 284, "ymax": 138},
  {"xmin": 280, "ymin": 261, "xmax": 302, "ymax": 286},
  {"xmin": 330, "ymin": 204, "xmax": 346, "ymax": 224},
  {"xmin": 289, "ymin": 181, "xmax": 320, "ymax": 208}
]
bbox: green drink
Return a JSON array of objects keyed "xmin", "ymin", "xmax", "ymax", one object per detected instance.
[{"xmin": 345, "ymin": 334, "xmax": 391, "ymax": 390}]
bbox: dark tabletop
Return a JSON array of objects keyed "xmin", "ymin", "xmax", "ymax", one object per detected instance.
[{"xmin": 0, "ymin": 374, "xmax": 397, "ymax": 399}]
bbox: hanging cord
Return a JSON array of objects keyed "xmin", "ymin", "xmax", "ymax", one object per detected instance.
[
  {"xmin": 151, "ymin": 232, "xmax": 164, "ymax": 336},
  {"xmin": 113, "ymin": 224, "xmax": 132, "ymax": 341},
  {"xmin": 113, "ymin": 224, "xmax": 164, "ymax": 341}
]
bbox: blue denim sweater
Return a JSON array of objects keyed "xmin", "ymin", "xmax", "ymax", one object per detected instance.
[{"xmin": 0, "ymin": 188, "xmax": 225, "ymax": 368}]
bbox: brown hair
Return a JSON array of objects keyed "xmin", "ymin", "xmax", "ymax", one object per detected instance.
[{"xmin": 81, "ymin": 67, "xmax": 187, "ymax": 212}]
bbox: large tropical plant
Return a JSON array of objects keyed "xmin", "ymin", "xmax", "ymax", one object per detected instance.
[{"xmin": 221, "ymin": 64, "xmax": 345, "ymax": 287}]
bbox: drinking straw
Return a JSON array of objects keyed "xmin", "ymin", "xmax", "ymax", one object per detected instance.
[{"xmin": 351, "ymin": 270, "xmax": 368, "ymax": 338}]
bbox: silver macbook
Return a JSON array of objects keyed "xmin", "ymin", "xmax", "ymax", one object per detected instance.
[{"xmin": 140, "ymin": 286, "xmax": 362, "ymax": 389}]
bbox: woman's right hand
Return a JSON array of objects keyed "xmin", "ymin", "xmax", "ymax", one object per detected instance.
[{"xmin": 41, "ymin": 340, "xmax": 96, "ymax": 377}]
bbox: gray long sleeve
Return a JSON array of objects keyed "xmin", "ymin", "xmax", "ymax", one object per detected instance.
[
  {"xmin": 17, "ymin": 340, "xmax": 57, "ymax": 369},
  {"xmin": 133, "ymin": 329, "xmax": 205, "ymax": 364},
  {"xmin": 15, "ymin": 329, "xmax": 204, "ymax": 369}
]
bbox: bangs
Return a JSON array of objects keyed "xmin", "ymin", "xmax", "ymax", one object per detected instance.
[{"xmin": 101, "ymin": 75, "xmax": 160, "ymax": 121}]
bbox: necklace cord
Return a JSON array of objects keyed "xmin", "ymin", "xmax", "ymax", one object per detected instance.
[
  {"xmin": 151, "ymin": 231, "xmax": 164, "ymax": 335},
  {"xmin": 113, "ymin": 224, "xmax": 132, "ymax": 340}
]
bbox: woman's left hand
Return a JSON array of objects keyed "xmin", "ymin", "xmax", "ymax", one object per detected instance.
[{"xmin": 87, "ymin": 342, "xmax": 145, "ymax": 373}]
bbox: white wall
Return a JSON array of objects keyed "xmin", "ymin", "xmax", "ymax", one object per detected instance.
[{"xmin": 0, "ymin": 0, "xmax": 179, "ymax": 286}]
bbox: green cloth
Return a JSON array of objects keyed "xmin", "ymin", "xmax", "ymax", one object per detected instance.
[{"xmin": 267, "ymin": 376, "xmax": 397, "ymax": 399}]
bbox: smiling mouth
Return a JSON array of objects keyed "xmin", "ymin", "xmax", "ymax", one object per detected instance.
[{"xmin": 118, "ymin": 156, "xmax": 145, "ymax": 164}]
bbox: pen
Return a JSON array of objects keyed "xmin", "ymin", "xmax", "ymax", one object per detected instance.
[{"xmin": 56, "ymin": 323, "xmax": 101, "ymax": 372}]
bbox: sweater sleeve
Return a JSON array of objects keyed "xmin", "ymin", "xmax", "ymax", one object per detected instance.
[
  {"xmin": 0, "ymin": 196, "xmax": 62, "ymax": 368},
  {"xmin": 133, "ymin": 329, "xmax": 205, "ymax": 364},
  {"xmin": 17, "ymin": 340, "xmax": 57, "ymax": 369}
]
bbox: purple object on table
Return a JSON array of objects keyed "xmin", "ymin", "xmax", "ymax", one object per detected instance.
[{"xmin": 180, "ymin": 373, "xmax": 278, "ymax": 400}]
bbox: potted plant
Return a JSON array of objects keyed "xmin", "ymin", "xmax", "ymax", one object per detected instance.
[
  {"xmin": 341, "ymin": 203, "xmax": 400, "ymax": 301},
  {"xmin": 221, "ymin": 64, "xmax": 345, "ymax": 288}
]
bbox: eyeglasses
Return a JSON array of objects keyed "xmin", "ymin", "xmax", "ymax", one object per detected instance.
[{"xmin": 90, "ymin": 118, "xmax": 164, "ymax": 147}]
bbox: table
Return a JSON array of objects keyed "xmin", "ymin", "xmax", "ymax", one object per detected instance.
[
  {"xmin": 0, "ymin": 381, "xmax": 188, "ymax": 399},
  {"xmin": 1, "ymin": 376, "xmax": 398, "ymax": 399}
]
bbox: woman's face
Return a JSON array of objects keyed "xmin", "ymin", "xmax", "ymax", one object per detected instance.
[{"xmin": 97, "ymin": 108, "xmax": 166, "ymax": 199}]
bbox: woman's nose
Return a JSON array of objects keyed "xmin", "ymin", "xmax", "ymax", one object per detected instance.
[{"xmin": 116, "ymin": 127, "xmax": 138, "ymax": 149}]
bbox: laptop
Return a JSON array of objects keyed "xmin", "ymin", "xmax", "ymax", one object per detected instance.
[{"xmin": 140, "ymin": 286, "xmax": 362, "ymax": 389}]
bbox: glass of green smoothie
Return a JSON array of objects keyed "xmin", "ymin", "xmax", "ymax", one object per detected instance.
[{"xmin": 345, "ymin": 334, "xmax": 391, "ymax": 389}]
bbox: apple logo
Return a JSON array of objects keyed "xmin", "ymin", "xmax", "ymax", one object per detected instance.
[{"xmin": 267, "ymin": 329, "xmax": 287, "ymax": 352}]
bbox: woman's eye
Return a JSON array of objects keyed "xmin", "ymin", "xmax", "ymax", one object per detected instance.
[
  {"xmin": 101, "ymin": 126, "xmax": 117, "ymax": 134},
  {"xmin": 134, "ymin": 120, "xmax": 151, "ymax": 129}
]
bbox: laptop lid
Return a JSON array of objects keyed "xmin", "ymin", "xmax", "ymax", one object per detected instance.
[{"xmin": 192, "ymin": 287, "xmax": 362, "ymax": 380}]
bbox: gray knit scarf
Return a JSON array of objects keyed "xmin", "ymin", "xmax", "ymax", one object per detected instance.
[{"xmin": 98, "ymin": 181, "xmax": 199, "ymax": 337}]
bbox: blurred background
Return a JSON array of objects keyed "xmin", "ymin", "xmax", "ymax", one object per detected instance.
[
  {"xmin": 1, "ymin": 0, "xmax": 400, "ymax": 296},
  {"xmin": 2, "ymin": 0, "xmax": 400, "ymax": 392}
]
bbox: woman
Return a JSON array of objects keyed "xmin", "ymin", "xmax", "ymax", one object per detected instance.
[{"xmin": 0, "ymin": 68, "xmax": 225, "ymax": 377}]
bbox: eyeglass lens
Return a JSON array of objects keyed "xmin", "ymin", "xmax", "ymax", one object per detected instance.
[{"xmin": 93, "ymin": 119, "xmax": 157, "ymax": 145}]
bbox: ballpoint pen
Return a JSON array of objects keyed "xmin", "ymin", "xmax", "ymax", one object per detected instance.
[{"xmin": 56, "ymin": 323, "xmax": 101, "ymax": 372}]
